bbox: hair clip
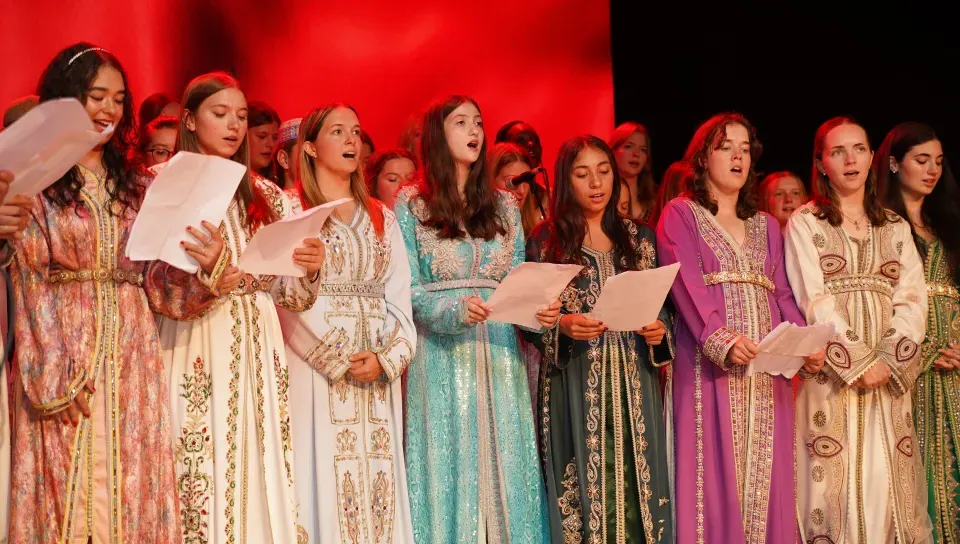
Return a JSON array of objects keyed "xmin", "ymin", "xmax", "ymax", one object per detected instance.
[{"xmin": 67, "ymin": 47, "xmax": 106, "ymax": 66}]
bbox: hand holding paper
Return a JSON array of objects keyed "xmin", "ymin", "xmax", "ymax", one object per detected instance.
[
  {"xmin": 126, "ymin": 152, "xmax": 247, "ymax": 273},
  {"xmin": 237, "ymin": 198, "xmax": 350, "ymax": 277},
  {"xmin": 0, "ymin": 98, "xmax": 113, "ymax": 202},
  {"xmin": 485, "ymin": 262, "xmax": 583, "ymax": 329},
  {"xmin": 588, "ymin": 262, "xmax": 680, "ymax": 331},
  {"xmin": 746, "ymin": 322, "xmax": 835, "ymax": 379}
]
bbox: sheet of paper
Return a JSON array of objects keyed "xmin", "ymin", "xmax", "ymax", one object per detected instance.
[
  {"xmin": 588, "ymin": 262, "xmax": 681, "ymax": 332},
  {"xmin": 748, "ymin": 322, "xmax": 835, "ymax": 379},
  {"xmin": 237, "ymin": 198, "xmax": 352, "ymax": 277},
  {"xmin": 125, "ymin": 152, "xmax": 246, "ymax": 273},
  {"xmin": 0, "ymin": 98, "xmax": 113, "ymax": 201},
  {"xmin": 486, "ymin": 262, "xmax": 584, "ymax": 329}
]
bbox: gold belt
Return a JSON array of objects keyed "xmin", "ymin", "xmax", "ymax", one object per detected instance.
[
  {"xmin": 825, "ymin": 275, "xmax": 894, "ymax": 298},
  {"xmin": 317, "ymin": 281, "xmax": 385, "ymax": 298},
  {"xmin": 702, "ymin": 270, "xmax": 775, "ymax": 293},
  {"xmin": 49, "ymin": 267, "xmax": 144, "ymax": 287},
  {"xmin": 928, "ymin": 283, "xmax": 960, "ymax": 301}
]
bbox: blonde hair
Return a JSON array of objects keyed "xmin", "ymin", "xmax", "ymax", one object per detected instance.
[
  {"xmin": 296, "ymin": 103, "xmax": 384, "ymax": 236},
  {"xmin": 490, "ymin": 142, "xmax": 542, "ymax": 235}
]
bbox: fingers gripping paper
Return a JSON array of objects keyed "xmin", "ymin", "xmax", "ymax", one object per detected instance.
[
  {"xmin": 236, "ymin": 198, "xmax": 351, "ymax": 277},
  {"xmin": 125, "ymin": 152, "xmax": 246, "ymax": 273},
  {"xmin": 588, "ymin": 262, "xmax": 680, "ymax": 332},
  {"xmin": 486, "ymin": 262, "xmax": 584, "ymax": 329}
]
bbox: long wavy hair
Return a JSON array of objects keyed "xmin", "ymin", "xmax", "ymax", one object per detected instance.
[
  {"xmin": 296, "ymin": 103, "xmax": 384, "ymax": 237},
  {"xmin": 683, "ymin": 112, "xmax": 761, "ymax": 219},
  {"xmin": 177, "ymin": 72, "xmax": 274, "ymax": 230},
  {"xmin": 877, "ymin": 122, "xmax": 960, "ymax": 286},
  {"xmin": 810, "ymin": 116, "xmax": 888, "ymax": 227},
  {"xmin": 541, "ymin": 135, "xmax": 640, "ymax": 270},
  {"xmin": 37, "ymin": 42, "xmax": 142, "ymax": 215},
  {"xmin": 417, "ymin": 95, "xmax": 505, "ymax": 240}
]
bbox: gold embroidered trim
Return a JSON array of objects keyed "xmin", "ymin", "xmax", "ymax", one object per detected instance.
[
  {"xmin": 33, "ymin": 367, "xmax": 90, "ymax": 416},
  {"xmin": 317, "ymin": 281, "xmax": 385, "ymax": 298},
  {"xmin": 422, "ymin": 278, "xmax": 500, "ymax": 292},
  {"xmin": 824, "ymin": 274, "xmax": 894, "ymax": 298},
  {"xmin": 48, "ymin": 267, "xmax": 144, "ymax": 287},
  {"xmin": 702, "ymin": 270, "xmax": 774, "ymax": 293},
  {"xmin": 927, "ymin": 282, "xmax": 959, "ymax": 301}
]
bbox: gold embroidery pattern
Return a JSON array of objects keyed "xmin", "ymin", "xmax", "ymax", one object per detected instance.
[
  {"xmin": 558, "ymin": 460, "xmax": 584, "ymax": 544},
  {"xmin": 274, "ymin": 350, "xmax": 295, "ymax": 487},
  {"xmin": 371, "ymin": 471, "xmax": 392, "ymax": 543},
  {"xmin": 224, "ymin": 297, "xmax": 243, "ymax": 543},
  {"xmin": 176, "ymin": 357, "xmax": 214, "ymax": 543},
  {"xmin": 340, "ymin": 471, "xmax": 362, "ymax": 543},
  {"xmin": 371, "ymin": 427, "xmax": 391, "ymax": 453}
]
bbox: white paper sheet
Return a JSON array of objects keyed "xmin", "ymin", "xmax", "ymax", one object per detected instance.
[
  {"xmin": 588, "ymin": 262, "xmax": 681, "ymax": 331},
  {"xmin": 747, "ymin": 321, "xmax": 835, "ymax": 379},
  {"xmin": 125, "ymin": 152, "xmax": 247, "ymax": 273},
  {"xmin": 237, "ymin": 198, "xmax": 351, "ymax": 277},
  {"xmin": 0, "ymin": 98, "xmax": 113, "ymax": 201},
  {"xmin": 486, "ymin": 262, "xmax": 584, "ymax": 329}
]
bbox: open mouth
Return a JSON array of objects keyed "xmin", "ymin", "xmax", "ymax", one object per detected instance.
[
  {"xmin": 467, "ymin": 139, "xmax": 479, "ymax": 150},
  {"xmin": 342, "ymin": 151, "xmax": 357, "ymax": 160},
  {"xmin": 843, "ymin": 169, "xmax": 859, "ymax": 179},
  {"xmin": 628, "ymin": 161, "xmax": 640, "ymax": 169},
  {"xmin": 93, "ymin": 119, "xmax": 112, "ymax": 130},
  {"xmin": 730, "ymin": 165, "xmax": 743, "ymax": 175},
  {"xmin": 782, "ymin": 206, "xmax": 795, "ymax": 213},
  {"xmin": 589, "ymin": 192, "xmax": 605, "ymax": 203},
  {"xmin": 224, "ymin": 136, "xmax": 238, "ymax": 144}
]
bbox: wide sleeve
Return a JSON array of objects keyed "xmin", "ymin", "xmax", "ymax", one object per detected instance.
[
  {"xmin": 876, "ymin": 221, "xmax": 928, "ymax": 395},
  {"xmin": 143, "ymin": 259, "xmax": 222, "ymax": 320},
  {"xmin": 265, "ymin": 272, "xmax": 320, "ymax": 313},
  {"xmin": 785, "ymin": 212, "xmax": 895, "ymax": 387},
  {"xmin": 9, "ymin": 199, "xmax": 86, "ymax": 415},
  {"xmin": 394, "ymin": 189, "xmax": 470, "ymax": 336},
  {"xmin": 656, "ymin": 201, "xmax": 738, "ymax": 369},
  {"xmin": 637, "ymin": 224, "xmax": 675, "ymax": 367},
  {"xmin": 520, "ymin": 224, "xmax": 570, "ymax": 368},
  {"xmin": 767, "ymin": 216, "xmax": 806, "ymax": 327},
  {"xmin": 376, "ymin": 216, "xmax": 416, "ymax": 382}
]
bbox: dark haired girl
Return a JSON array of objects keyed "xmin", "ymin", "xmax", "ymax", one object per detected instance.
[
  {"xmin": 396, "ymin": 95, "xmax": 554, "ymax": 542},
  {"xmin": 525, "ymin": 134, "xmax": 674, "ymax": 543}
]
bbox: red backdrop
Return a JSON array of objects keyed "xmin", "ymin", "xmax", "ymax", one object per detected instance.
[{"xmin": 1, "ymin": 0, "xmax": 612, "ymax": 172}]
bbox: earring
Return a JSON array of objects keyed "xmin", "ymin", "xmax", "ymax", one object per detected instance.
[{"xmin": 890, "ymin": 165, "xmax": 899, "ymax": 173}]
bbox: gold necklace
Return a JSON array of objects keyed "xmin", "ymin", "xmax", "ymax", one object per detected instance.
[{"xmin": 841, "ymin": 210, "xmax": 867, "ymax": 231}]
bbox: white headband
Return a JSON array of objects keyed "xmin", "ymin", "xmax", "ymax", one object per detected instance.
[{"xmin": 67, "ymin": 47, "xmax": 106, "ymax": 66}]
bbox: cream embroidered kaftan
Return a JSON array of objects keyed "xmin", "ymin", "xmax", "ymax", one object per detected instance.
[
  {"xmin": 279, "ymin": 203, "xmax": 416, "ymax": 544},
  {"xmin": 157, "ymin": 171, "xmax": 318, "ymax": 544},
  {"xmin": 786, "ymin": 204, "xmax": 932, "ymax": 543}
]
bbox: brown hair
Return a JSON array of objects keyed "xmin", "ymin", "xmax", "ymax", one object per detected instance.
[
  {"xmin": 609, "ymin": 121, "xmax": 656, "ymax": 209},
  {"xmin": 177, "ymin": 71, "xmax": 273, "ymax": 230},
  {"xmin": 651, "ymin": 160, "xmax": 694, "ymax": 226},
  {"xmin": 490, "ymin": 142, "xmax": 542, "ymax": 235},
  {"xmin": 811, "ymin": 116, "xmax": 887, "ymax": 227},
  {"xmin": 364, "ymin": 147, "xmax": 417, "ymax": 200},
  {"xmin": 758, "ymin": 171, "xmax": 807, "ymax": 213},
  {"xmin": 683, "ymin": 112, "xmax": 761, "ymax": 219},
  {"xmin": 296, "ymin": 103, "xmax": 384, "ymax": 237},
  {"xmin": 417, "ymin": 95, "xmax": 505, "ymax": 240},
  {"xmin": 138, "ymin": 114, "xmax": 178, "ymax": 153}
]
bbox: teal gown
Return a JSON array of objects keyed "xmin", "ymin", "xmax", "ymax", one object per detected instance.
[{"xmin": 395, "ymin": 186, "xmax": 549, "ymax": 543}]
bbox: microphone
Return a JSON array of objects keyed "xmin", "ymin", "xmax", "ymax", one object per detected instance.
[{"xmin": 505, "ymin": 167, "xmax": 546, "ymax": 191}]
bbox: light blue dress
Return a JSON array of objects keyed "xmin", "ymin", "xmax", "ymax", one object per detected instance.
[{"xmin": 395, "ymin": 186, "xmax": 549, "ymax": 543}]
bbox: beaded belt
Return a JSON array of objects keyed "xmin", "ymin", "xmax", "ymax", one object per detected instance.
[
  {"xmin": 423, "ymin": 279, "xmax": 500, "ymax": 292},
  {"xmin": 49, "ymin": 267, "xmax": 144, "ymax": 287},
  {"xmin": 824, "ymin": 274, "xmax": 894, "ymax": 298},
  {"xmin": 230, "ymin": 276, "xmax": 272, "ymax": 296},
  {"xmin": 317, "ymin": 281, "xmax": 385, "ymax": 298},
  {"xmin": 702, "ymin": 270, "xmax": 774, "ymax": 293},
  {"xmin": 928, "ymin": 283, "xmax": 960, "ymax": 301}
]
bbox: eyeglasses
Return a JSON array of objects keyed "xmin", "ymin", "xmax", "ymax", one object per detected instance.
[{"xmin": 146, "ymin": 147, "xmax": 173, "ymax": 161}]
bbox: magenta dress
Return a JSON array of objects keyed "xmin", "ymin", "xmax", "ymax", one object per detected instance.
[{"xmin": 656, "ymin": 197, "xmax": 804, "ymax": 544}]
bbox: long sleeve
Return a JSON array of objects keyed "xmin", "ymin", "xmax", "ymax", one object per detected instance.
[
  {"xmin": 266, "ymin": 272, "xmax": 320, "ymax": 312},
  {"xmin": 876, "ymin": 222, "xmax": 928, "ymax": 395},
  {"xmin": 635, "ymin": 223, "xmax": 675, "ymax": 367},
  {"xmin": 394, "ymin": 190, "xmax": 470, "ymax": 336},
  {"xmin": 656, "ymin": 201, "xmax": 737, "ymax": 369},
  {"xmin": 10, "ymin": 201, "xmax": 85, "ymax": 415},
  {"xmin": 144, "ymin": 261, "xmax": 221, "ymax": 320},
  {"xmin": 376, "ymin": 217, "xmax": 416, "ymax": 382},
  {"xmin": 519, "ymin": 225, "xmax": 570, "ymax": 368}
]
